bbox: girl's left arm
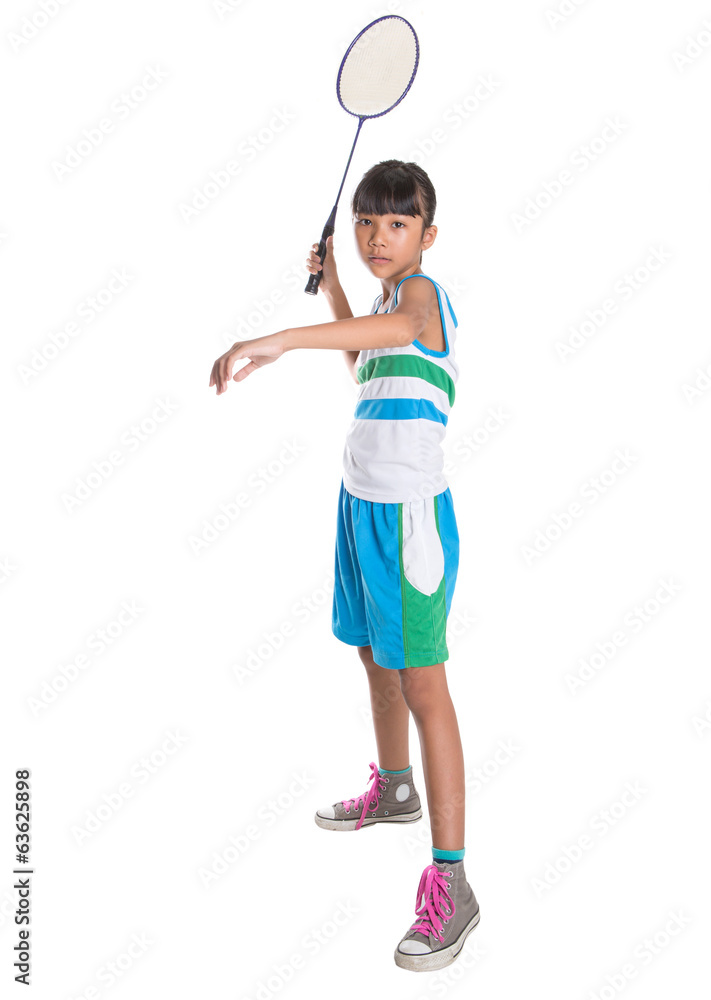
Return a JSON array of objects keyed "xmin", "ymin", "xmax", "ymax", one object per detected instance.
[
  {"xmin": 209, "ymin": 280, "xmax": 432, "ymax": 393},
  {"xmin": 284, "ymin": 311, "xmax": 414, "ymax": 352},
  {"xmin": 282, "ymin": 276, "xmax": 433, "ymax": 352}
]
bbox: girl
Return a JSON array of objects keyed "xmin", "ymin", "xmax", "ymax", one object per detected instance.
[{"xmin": 209, "ymin": 159, "xmax": 480, "ymax": 972}]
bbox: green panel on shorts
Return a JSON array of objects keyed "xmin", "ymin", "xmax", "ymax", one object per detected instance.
[{"xmin": 397, "ymin": 496, "xmax": 450, "ymax": 668}]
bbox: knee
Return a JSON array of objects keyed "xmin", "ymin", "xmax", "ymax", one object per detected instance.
[
  {"xmin": 398, "ymin": 668, "xmax": 443, "ymax": 717},
  {"xmin": 361, "ymin": 648, "xmax": 404, "ymax": 700},
  {"xmin": 398, "ymin": 673, "xmax": 424, "ymax": 715}
]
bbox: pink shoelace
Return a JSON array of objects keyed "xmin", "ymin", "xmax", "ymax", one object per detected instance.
[
  {"xmin": 342, "ymin": 761, "xmax": 387, "ymax": 831},
  {"xmin": 408, "ymin": 864, "xmax": 456, "ymax": 943}
]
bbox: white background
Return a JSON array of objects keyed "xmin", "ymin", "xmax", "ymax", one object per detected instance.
[{"xmin": 2, "ymin": 0, "xmax": 710, "ymax": 996}]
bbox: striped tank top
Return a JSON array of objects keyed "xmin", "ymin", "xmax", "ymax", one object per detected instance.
[{"xmin": 342, "ymin": 273, "xmax": 459, "ymax": 503}]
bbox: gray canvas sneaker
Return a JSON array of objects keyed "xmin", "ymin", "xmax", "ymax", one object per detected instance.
[
  {"xmin": 314, "ymin": 761, "xmax": 422, "ymax": 831},
  {"xmin": 394, "ymin": 858, "xmax": 481, "ymax": 972}
]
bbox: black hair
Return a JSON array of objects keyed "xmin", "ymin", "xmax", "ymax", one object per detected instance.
[{"xmin": 351, "ymin": 160, "xmax": 436, "ymax": 263}]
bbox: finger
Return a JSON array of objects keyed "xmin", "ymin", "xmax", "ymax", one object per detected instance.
[
  {"xmin": 218, "ymin": 352, "xmax": 233, "ymax": 393},
  {"xmin": 233, "ymin": 360, "xmax": 256, "ymax": 382}
]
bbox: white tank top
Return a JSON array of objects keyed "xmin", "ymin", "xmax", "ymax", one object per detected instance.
[{"xmin": 342, "ymin": 273, "xmax": 459, "ymax": 503}]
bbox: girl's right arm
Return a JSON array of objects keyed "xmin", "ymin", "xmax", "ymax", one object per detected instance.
[{"xmin": 306, "ymin": 235, "xmax": 359, "ymax": 384}]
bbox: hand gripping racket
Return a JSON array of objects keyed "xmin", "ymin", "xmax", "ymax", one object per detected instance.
[{"xmin": 304, "ymin": 15, "xmax": 419, "ymax": 295}]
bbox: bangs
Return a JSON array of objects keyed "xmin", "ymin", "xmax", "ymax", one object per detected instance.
[{"xmin": 352, "ymin": 171, "xmax": 424, "ymax": 220}]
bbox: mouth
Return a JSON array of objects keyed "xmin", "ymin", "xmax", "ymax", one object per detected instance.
[{"xmin": 368, "ymin": 256, "xmax": 390, "ymax": 264}]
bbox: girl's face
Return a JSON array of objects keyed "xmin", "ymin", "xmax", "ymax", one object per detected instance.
[{"xmin": 353, "ymin": 211, "xmax": 436, "ymax": 277}]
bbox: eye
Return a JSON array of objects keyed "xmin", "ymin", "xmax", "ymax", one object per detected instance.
[
  {"xmin": 392, "ymin": 221, "xmax": 405, "ymax": 228},
  {"xmin": 356, "ymin": 218, "xmax": 371, "ymax": 226}
]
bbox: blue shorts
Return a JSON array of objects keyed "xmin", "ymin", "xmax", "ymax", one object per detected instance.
[{"xmin": 332, "ymin": 479, "xmax": 459, "ymax": 670}]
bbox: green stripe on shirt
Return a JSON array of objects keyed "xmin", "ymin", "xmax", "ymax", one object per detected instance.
[{"xmin": 357, "ymin": 354, "xmax": 456, "ymax": 407}]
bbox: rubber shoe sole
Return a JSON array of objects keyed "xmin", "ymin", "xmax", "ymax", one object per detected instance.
[
  {"xmin": 314, "ymin": 807, "xmax": 423, "ymax": 831},
  {"xmin": 394, "ymin": 908, "xmax": 481, "ymax": 972}
]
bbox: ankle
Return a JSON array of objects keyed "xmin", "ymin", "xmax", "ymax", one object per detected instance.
[{"xmin": 432, "ymin": 846, "xmax": 465, "ymax": 865}]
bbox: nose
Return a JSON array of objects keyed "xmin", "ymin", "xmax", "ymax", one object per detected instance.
[{"xmin": 368, "ymin": 227, "xmax": 387, "ymax": 248}]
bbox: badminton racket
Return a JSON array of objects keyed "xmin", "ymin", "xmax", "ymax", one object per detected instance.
[{"xmin": 304, "ymin": 15, "xmax": 420, "ymax": 295}]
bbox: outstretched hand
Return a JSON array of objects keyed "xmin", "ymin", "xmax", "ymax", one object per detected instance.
[{"xmin": 209, "ymin": 331, "xmax": 288, "ymax": 395}]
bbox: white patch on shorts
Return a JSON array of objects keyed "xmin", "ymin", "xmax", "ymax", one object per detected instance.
[{"xmin": 401, "ymin": 497, "xmax": 444, "ymax": 596}]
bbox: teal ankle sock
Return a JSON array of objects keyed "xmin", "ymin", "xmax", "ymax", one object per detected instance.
[
  {"xmin": 378, "ymin": 764, "xmax": 411, "ymax": 775},
  {"xmin": 432, "ymin": 846, "xmax": 465, "ymax": 864}
]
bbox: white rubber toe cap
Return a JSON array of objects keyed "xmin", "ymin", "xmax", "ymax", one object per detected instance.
[
  {"xmin": 398, "ymin": 939, "xmax": 432, "ymax": 954},
  {"xmin": 317, "ymin": 805, "xmax": 335, "ymax": 819}
]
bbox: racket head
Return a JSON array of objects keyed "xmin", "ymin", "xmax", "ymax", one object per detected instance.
[{"xmin": 337, "ymin": 15, "xmax": 419, "ymax": 120}]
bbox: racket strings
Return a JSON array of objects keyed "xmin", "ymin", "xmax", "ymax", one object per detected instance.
[{"xmin": 338, "ymin": 19, "xmax": 418, "ymax": 117}]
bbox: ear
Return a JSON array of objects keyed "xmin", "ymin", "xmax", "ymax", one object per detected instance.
[{"xmin": 421, "ymin": 224, "xmax": 437, "ymax": 253}]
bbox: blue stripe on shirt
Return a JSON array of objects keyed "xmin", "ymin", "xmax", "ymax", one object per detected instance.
[{"xmin": 354, "ymin": 397, "xmax": 448, "ymax": 426}]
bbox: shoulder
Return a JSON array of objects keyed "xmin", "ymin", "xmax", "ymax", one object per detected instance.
[
  {"xmin": 392, "ymin": 274, "xmax": 438, "ymax": 315},
  {"xmin": 390, "ymin": 275, "xmax": 442, "ymax": 348},
  {"xmin": 396, "ymin": 273, "xmax": 439, "ymax": 298}
]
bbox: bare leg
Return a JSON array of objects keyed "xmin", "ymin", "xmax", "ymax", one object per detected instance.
[
  {"xmin": 358, "ymin": 645, "xmax": 411, "ymax": 772},
  {"xmin": 398, "ymin": 663, "xmax": 465, "ymax": 851}
]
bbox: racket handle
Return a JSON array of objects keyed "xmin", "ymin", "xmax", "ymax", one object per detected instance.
[{"xmin": 304, "ymin": 223, "xmax": 335, "ymax": 295}]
